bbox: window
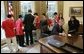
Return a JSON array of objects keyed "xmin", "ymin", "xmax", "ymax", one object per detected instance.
[
  {"xmin": 20, "ymin": 1, "xmax": 35, "ymax": 18},
  {"xmin": 1, "ymin": 1, "xmax": 6, "ymax": 39},
  {"xmin": 47, "ymin": 1, "xmax": 58, "ymax": 19}
]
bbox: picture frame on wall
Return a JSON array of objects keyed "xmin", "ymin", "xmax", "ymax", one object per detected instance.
[{"xmin": 69, "ymin": 7, "xmax": 83, "ymax": 17}]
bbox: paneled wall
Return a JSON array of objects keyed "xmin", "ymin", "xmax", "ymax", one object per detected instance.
[
  {"xmin": 4, "ymin": 1, "xmax": 63, "ymax": 19},
  {"xmin": 35, "ymin": 1, "xmax": 47, "ymax": 18}
]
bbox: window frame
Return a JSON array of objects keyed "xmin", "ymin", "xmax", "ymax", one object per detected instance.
[
  {"xmin": 47, "ymin": 1, "xmax": 58, "ymax": 19},
  {"xmin": 20, "ymin": 1, "xmax": 35, "ymax": 17}
]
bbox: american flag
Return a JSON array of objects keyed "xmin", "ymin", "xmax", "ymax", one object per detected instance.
[{"xmin": 8, "ymin": 1, "xmax": 14, "ymax": 15}]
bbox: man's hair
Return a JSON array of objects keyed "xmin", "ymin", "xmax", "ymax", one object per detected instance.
[
  {"xmin": 28, "ymin": 9, "xmax": 32, "ymax": 13},
  {"xmin": 60, "ymin": 17, "xmax": 64, "ymax": 20},
  {"xmin": 7, "ymin": 14, "xmax": 12, "ymax": 18},
  {"xmin": 34, "ymin": 13, "xmax": 38, "ymax": 16},
  {"xmin": 71, "ymin": 16, "xmax": 76, "ymax": 20}
]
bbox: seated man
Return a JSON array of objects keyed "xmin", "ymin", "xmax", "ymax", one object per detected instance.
[{"xmin": 51, "ymin": 22, "xmax": 59, "ymax": 35}]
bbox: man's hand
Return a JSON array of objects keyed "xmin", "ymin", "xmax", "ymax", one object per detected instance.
[
  {"xmin": 22, "ymin": 26, "xmax": 24, "ymax": 30},
  {"xmin": 24, "ymin": 32, "xmax": 25, "ymax": 34}
]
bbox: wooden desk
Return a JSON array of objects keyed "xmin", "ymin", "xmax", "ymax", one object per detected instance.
[{"xmin": 38, "ymin": 35, "xmax": 83, "ymax": 53}]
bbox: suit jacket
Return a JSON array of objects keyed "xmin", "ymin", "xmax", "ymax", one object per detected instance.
[
  {"xmin": 40, "ymin": 19, "xmax": 49, "ymax": 34},
  {"xmin": 23, "ymin": 14, "xmax": 34, "ymax": 32},
  {"xmin": 68, "ymin": 20, "xmax": 80, "ymax": 34}
]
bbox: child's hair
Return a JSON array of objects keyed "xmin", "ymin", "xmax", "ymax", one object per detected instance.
[
  {"xmin": 7, "ymin": 14, "xmax": 12, "ymax": 18},
  {"xmin": 28, "ymin": 9, "xmax": 32, "ymax": 13},
  {"xmin": 60, "ymin": 17, "xmax": 64, "ymax": 20},
  {"xmin": 53, "ymin": 12, "xmax": 57, "ymax": 15},
  {"xmin": 19, "ymin": 15, "xmax": 22, "ymax": 18},
  {"xmin": 42, "ymin": 13, "xmax": 46, "ymax": 16},
  {"xmin": 34, "ymin": 13, "xmax": 38, "ymax": 16}
]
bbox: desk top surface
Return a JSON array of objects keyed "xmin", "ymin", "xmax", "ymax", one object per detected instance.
[{"xmin": 38, "ymin": 35, "xmax": 83, "ymax": 53}]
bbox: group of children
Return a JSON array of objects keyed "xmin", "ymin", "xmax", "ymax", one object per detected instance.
[{"xmin": 1, "ymin": 9, "xmax": 80, "ymax": 53}]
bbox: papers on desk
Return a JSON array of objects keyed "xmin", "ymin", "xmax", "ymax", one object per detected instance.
[
  {"xmin": 79, "ymin": 35, "xmax": 83, "ymax": 37},
  {"xmin": 48, "ymin": 39, "xmax": 65, "ymax": 47},
  {"xmin": 59, "ymin": 33, "xmax": 66, "ymax": 36},
  {"xmin": 68, "ymin": 34, "xmax": 72, "ymax": 37},
  {"xmin": 68, "ymin": 34, "xmax": 83, "ymax": 37}
]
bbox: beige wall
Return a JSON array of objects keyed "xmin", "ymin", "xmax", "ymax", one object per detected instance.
[
  {"xmin": 62, "ymin": 1, "xmax": 83, "ymax": 35},
  {"xmin": 63, "ymin": 1, "xmax": 83, "ymax": 24}
]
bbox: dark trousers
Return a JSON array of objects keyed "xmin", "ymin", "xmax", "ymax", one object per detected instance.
[
  {"xmin": 25, "ymin": 31, "xmax": 34, "ymax": 45},
  {"xmin": 16, "ymin": 35, "xmax": 25, "ymax": 46}
]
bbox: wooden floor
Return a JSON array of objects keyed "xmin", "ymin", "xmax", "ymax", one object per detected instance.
[
  {"xmin": 1, "ymin": 29, "xmax": 40, "ymax": 53},
  {"xmin": 1, "ymin": 42, "xmax": 40, "ymax": 53}
]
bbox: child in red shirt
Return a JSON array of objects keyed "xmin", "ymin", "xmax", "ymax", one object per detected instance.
[
  {"xmin": 2, "ymin": 14, "xmax": 19, "ymax": 52},
  {"xmin": 33, "ymin": 13, "xmax": 41, "ymax": 40},
  {"xmin": 15, "ymin": 15, "xmax": 25, "ymax": 47}
]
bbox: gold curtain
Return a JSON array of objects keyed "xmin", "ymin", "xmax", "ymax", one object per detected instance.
[
  {"xmin": 35, "ymin": 1, "xmax": 40, "ymax": 15},
  {"xmin": 35, "ymin": 1, "xmax": 64, "ymax": 17},
  {"xmin": 35, "ymin": 1, "xmax": 47, "ymax": 18},
  {"xmin": 12, "ymin": 1, "xmax": 20, "ymax": 20},
  {"xmin": 4, "ymin": 1, "xmax": 8, "ymax": 16},
  {"xmin": 58, "ymin": 1, "xmax": 64, "ymax": 16}
]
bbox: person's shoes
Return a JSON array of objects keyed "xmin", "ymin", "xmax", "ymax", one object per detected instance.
[
  {"xmin": 26, "ymin": 43, "xmax": 29, "ymax": 45},
  {"xmin": 16, "ymin": 49, "xmax": 20, "ymax": 53},
  {"xmin": 20, "ymin": 45, "xmax": 26, "ymax": 47},
  {"xmin": 10, "ymin": 50, "xmax": 14, "ymax": 53},
  {"xmin": 30, "ymin": 44, "xmax": 35, "ymax": 47},
  {"xmin": 35, "ymin": 40, "xmax": 38, "ymax": 42},
  {"xmin": 30, "ymin": 42, "xmax": 34, "ymax": 45},
  {"xmin": 30, "ymin": 43, "xmax": 34, "ymax": 46}
]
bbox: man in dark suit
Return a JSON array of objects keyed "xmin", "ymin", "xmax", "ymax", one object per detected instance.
[{"xmin": 23, "ymin": 10, "xmax": 34, "ymax": 46}]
